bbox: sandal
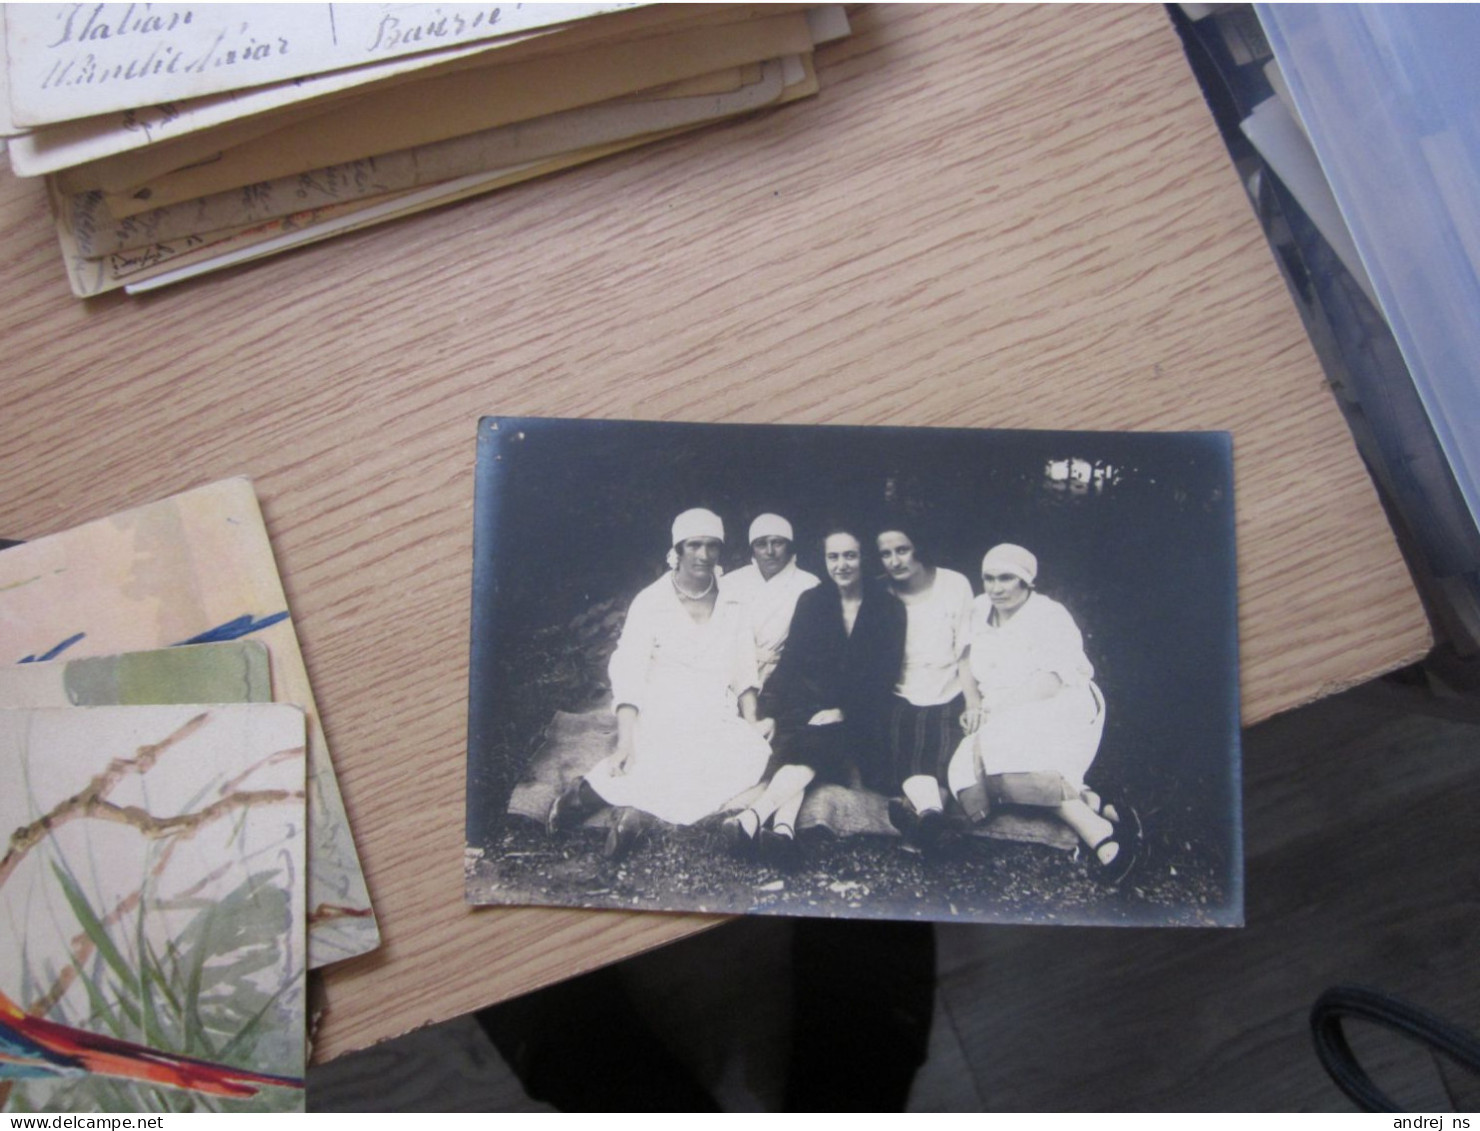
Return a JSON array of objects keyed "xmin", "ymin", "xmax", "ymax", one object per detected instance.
[
  {"xmin": 1085, "ymin": 802, "xmax": 1143, "ymax": 886},
  {"xmin": 1080, "ymin": 787, "xmax": 1122, "ymax": 826},
  {"xmin": 1085, "ymin": 833, "xmax": 1131, "ymax": 885},
  {"xmin": 1083, "ymin": 789, "xmax": 1144, "ymax": 850}
]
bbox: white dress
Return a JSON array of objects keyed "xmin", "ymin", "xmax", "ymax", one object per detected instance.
[
  {"xmin": 722, "ymin": 559, "xmax": 820, "ymax": 688},
  {"xmin": 950, "ymin": 591, "xmax": 1105, "ymax": 790},
  {"xmin": 585, "ymin": 573, "xmax": 772, "ymax": 825},
  {"xmin": 895, "ymin": 567, "xmax": 975, "ymax": 706}
]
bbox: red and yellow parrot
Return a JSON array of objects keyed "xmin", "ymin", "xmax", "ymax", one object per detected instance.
[{"xmin": 0, "ymin": 991, "xmax": 303, "ymax": 1099}]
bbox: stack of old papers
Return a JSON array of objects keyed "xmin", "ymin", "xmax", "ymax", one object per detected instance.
[
  {"xmin": 0, "ymin": 3, "xmax": 851, "ymax": 296},
  {"xmin": 0, "ymin": 479, "xmax": 371, "ymax": 1112}
]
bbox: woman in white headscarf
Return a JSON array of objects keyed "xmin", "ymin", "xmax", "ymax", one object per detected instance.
[
  {"xmin": 722, "ymin": 512, "xmax": 820, "ymax": 689},
  {"xmin": 548, "ymin": 508, "xmax": 774, "ymax": 857},
  {"xmin": 946, "ymin": 543, "xmax": 1140, "ymax": 884}
]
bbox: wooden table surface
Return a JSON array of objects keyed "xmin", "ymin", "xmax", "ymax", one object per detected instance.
[{"xmin": 0, "ymin": 5, "xmax": 1431, "ymax": 1061}]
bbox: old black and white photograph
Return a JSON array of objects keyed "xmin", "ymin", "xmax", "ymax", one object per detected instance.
[{"xmin": 465, "ymin": 416, "xmax": 1242, "ymax": 928}]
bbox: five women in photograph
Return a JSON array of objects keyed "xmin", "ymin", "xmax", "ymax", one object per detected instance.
[{"xmin": 547, "ymin": 506, "xmax": 1140, "ymax": 883}]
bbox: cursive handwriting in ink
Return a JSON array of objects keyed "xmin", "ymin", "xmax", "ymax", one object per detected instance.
[
  {"xmin": 366, "ymin": 6, "xmax": 501, "ymax": 52},
  {"xmin": 46, "ymin": 4, "xmax": 196, "ymax": 49}
]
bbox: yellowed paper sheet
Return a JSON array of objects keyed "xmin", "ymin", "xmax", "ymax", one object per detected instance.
[
  {"xmin": 96, "ymin": 11, "xmax": 816, "ymax": 214},
  {"xmin": 0, "ymin": 9, "xmax": 20, "ymax": 139},
  {"xmin": 122, "ymin": 59, "xmax": 822, "ymax": 294},
  {"xmin": 622, "ymin": 63, "xmax": 756, "ymax": 101},
  {"xmin": 54, "ymin": 49, "xmax": 819, "ymax": 296},
  {"xmin": 123, "ymin": 129, "xmax": 707, "ymax": 293},
  {"xmin": 60, "ymin": 123, "xmax": 698, "ymax": 296},
  {"xmin": 15, "ymin": 45, "xmax": 753, "ymax": 178},
  {"xmin": 51, "ymin": 173, "xmax": 412, "ymax": 296},
  {"xmin": 42, "ymin": 5, "xmax": 808, "ymax": 189},
  {"xmin": 4, "ymin": 3, "xmax": 636, "ymax": 128},
  {"xmin": 8, "ymin": 35, "xmax": 544, "ymax": 177},
  {"xmin": 71, "ymin": 61, "xmax": 786, "ymax": 256},
  {"xmin": 805, "ymin": 4, "xmax": 851, "ymax": 46}
]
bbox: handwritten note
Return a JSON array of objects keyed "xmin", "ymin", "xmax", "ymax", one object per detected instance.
[
  {"xmin": 5, "ymin": 3, "xmax": 635, "ymax": 127},
  {"xmin": 9, "ymin": 37, "xmax": 506, "ymax": 177},
  {"xmin": 48, "ymin": 52, "xmax": 820, "ymax": 295},
  {"xmin": 68, "ymin": 61, "xmax": 785, "ymax": 257},
  {"xmin": 92, "ymin": 11, "xmax": 815, "ymax": 214}
]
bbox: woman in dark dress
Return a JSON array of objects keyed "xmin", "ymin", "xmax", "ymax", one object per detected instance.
[{"xmin": 722, "ymin": 527, "xmax": 906, "ymax": 859}]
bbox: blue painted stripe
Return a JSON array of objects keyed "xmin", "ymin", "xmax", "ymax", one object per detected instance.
[
  {"xmin": 173, "ymin": 611, "xmax": 289, "ymax": 646},
  {"xmin": 19, "ymin": 632, "xmax": 86, "ymax": 664}
]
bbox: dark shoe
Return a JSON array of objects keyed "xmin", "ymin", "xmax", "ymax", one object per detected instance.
[
  {"xmin": 1082, "ymin": 786, "xmax": 1132, "ymax": 827},
  {"xmin": 759, "ymin": 825, "xmax": 800, "ymax": 869},
  {"xmin": 720, "ymin": 808, "xmax": 761, "ymax": 856},
  {"xmin": 603, "ymin": 807, "xmax": 644, "ymax": 860},
  {"xmin": 1086, "ymin": 803, "xmax": 1143, "ymax": 886},
  {"xmin": 915, "ymin": 807, "xmax": 946, "ymax": 848},
  {"xmin": 1119, "ymin": 801, "xmax": 1143, "ymax": 847},
  {"xmin": 887, "ymin": 796, "xmax": 918, "ymax": 838},
  {"xmin": 547, "ymin": 777, "xmax": 603, "ymax": 835},
  {"xmin": 889, "ymin": 795, "xmax": 948, "ymax": 848}
]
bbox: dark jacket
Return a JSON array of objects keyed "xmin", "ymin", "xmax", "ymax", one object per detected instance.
[{"xmin": 762, "ymin": 579, "xmax": 906, "ymax": 787}]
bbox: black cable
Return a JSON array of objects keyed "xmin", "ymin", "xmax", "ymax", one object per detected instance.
[{"xmin": 1311, "ymin": 984, "xmax": 1480, "ymax": 1112}]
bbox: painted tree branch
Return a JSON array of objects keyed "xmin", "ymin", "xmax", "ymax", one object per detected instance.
[
  {"xmin": 3, "ymin": 788, "xmax": 304, "ymax": 893},
  {"xmin": 308, "ymin": 903, "xmax": 376, "ymax": 924},
  {"xmin": 1, "ymin": 713, "xmax": 305, "ymax": 892},
  {"xmin": 92, "ymin": 789, "xmax": 303, "ymax": 839},
  {"xmin": 217, "ymin": 744, "xmax": 305, "ymax": 797},
  {"xmin": 3, "ymin": 712, "xmax": 208, "ymax": 888}
]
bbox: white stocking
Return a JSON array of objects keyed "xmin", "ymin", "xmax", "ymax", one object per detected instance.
[{"xmin": 903, "ymin": 774, "xmax": 944, "ymax": 815}]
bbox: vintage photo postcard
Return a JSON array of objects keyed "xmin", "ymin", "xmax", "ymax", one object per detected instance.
[
  {"xmin": 0, "ymin": 704, "xmax": 307, "ymax": 1113},
  {"xmin": 466, "ymin": 417, "xmax": 1242, "ymax": 928},
  {"xmin": 0, "ymin": 641, "xmax": 271, "ymax": 709},
  {"xmin": 0, "ymin": 478, "xmax": 378, "ymax": 966}
]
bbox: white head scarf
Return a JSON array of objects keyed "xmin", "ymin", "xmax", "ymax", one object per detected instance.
[
  {"xmin": 671, "ymin": 508, "xmax": 725, "ymax": 546},
  {"xmin": 981, "ymin": 543, "xmax": 1038, "ymax": 587},
  {"xmin": 747, "ymin": 513, "xmax": 793, "ymax": 544}
]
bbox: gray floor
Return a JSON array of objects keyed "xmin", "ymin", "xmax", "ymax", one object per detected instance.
[{"xmin": 310, "ymin": 671, "xmax": 1480, "ymax": 1111}]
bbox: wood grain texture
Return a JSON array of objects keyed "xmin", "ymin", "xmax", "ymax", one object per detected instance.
[{"xmin": 0, "ymin": 6, "xmax": 1430, "ymax": 1060}]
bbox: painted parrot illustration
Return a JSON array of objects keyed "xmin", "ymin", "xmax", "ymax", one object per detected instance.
[{"xmin": 0, "ymin": 991, "xmax": 303, "ymax": 1099}]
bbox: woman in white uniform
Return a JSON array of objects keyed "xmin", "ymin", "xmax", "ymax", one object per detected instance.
[
  {"xmin": 946, "ymin": 543, "xmax": 1139, "ymax": 883},
  {"xmin": 877, "ymin": 524, "xmax": 977, "ymax": 846},
  {"xmin": 547, "ymin": 508, "xmax": 773, "ymax": 857}
]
